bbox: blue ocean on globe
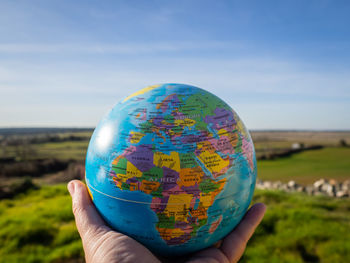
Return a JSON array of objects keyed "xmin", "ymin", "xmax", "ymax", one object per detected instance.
[{"xmin": 85, "ymin": 83, "xmax": 257, "ymax": 256}]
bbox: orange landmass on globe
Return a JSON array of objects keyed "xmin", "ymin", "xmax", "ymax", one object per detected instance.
[
  {"xmin": 197, "ymin": 141, "xmax": 216, "ymax": 153},
  {"xmin": 178, "ymin": 167, "xmax": 203, "ymax": 187},
  {"xmin": 140, "ymin": 180, "xmax": 161, "ymax": 194},
  {"xmin": 156, "ymin": 227, "xmax": 186, "ymax": 241},
  {"xmin": 189, "ymin": 204, "xmax": 207, "ymax": 221}
]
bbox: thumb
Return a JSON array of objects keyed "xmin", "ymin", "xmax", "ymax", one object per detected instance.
[
  {"xmin": 221, "ymin": 203, "xmax": 266, "ymax": 262},
  {"xmin": 68, "ymin": 180, "xmax": 109, "ymax": 242}
]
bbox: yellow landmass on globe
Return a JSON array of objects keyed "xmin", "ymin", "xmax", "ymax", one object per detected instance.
[
  {"xmin": 113, "ymin": 161, "xmax": 143, "ymax": 188},
  {"xmin": 87, "ymin": 186, "xmax": 93, "ymax": 201},
  {"xmin": 198, "ymin": 150, "xmax": 229, "ymax": 176},
  {"xmin": 236, "ymin": 118, "xmax": 249, "ymax": 138},
  {"xmin": 199, "ymin": 192, "xmax": 212, "ymax": 208},
  {"xmin": 174, "ymin": 118, "xmax": 196, "ymax": 127},
  {"xmin": 199, "ymin": 178, "xmax": 227, "ymax": 208},
  {"xmin": 126, "ymin": 161, "xmax": 143, "ymax": 178},
  {"xmin": 123, "ymin": 84, "xmax": 160, "ymax": 102},
  {"xmin": 129, "ymin": 131, "xmax": 145, "ymax": 144},
  {"xmin": 153, "ymin": 151, "xmax": 181, "ymax": 172},
  {"xmin": 164, "ymin": 193, "xmax": 193, "ymax": 222},
  {"xmin": 217, "ymin": 129, "xmax": 229, "ymax": 136}
]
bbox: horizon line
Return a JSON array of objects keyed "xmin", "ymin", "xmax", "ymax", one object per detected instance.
[{"xmin": 0, "ymin": 127, "xmax": 350, "ymax": 133}]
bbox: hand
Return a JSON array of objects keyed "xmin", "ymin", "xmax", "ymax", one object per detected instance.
[{"xmin": 68, "ymin": 180, "xmax": 266, "ymax": 263}]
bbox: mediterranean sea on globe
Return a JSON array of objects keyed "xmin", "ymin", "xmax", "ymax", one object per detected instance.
[{"xmin": 85, "ymin": 83, "xmax": 257, "ymax": 256}]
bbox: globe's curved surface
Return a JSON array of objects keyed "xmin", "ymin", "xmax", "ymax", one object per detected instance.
[{"xmin": 85, "ymin": 83, "xmax": 256, "ymax": 256}]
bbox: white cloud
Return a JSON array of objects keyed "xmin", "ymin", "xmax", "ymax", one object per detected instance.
[
  {"xmin": 1, "ymin": 55, "xmax": 349, "ymax": 97},
  {"xmin": 0, "ymin": 54, "xmax": 349, "ymax": 129}
]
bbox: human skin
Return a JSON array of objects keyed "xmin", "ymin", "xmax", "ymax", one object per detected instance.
[{"xmin": 68, "ymin": 180, "xmax": 266, "ymax": 263}]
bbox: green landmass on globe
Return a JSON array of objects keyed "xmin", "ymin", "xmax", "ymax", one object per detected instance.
[{"xmin": 85, "ymin": 83, "xmax": 257, "ymax": 256}]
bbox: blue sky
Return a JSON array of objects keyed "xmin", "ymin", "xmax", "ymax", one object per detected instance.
[{"xmin": 1, "ymin": 0, "xmax": 349, "ymax": 130}]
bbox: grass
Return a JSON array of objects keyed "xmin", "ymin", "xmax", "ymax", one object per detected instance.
[
  {"xmin": 243, "ymin": 189, "xmax": 350, "ymax": 262},
  {"xmin": 2, "ymin": 141, "xmax": 89, "ymax": 161},
  {"xmin": 33, "ymin": 141, "xmax": 89, "ymax": 160},
  {"xmin": 254, "ymin": 141, "xmax": 297, "ymax": 151},
  {"xmin": 0, "ymin": 131, "xmax": 349, "ymax": 262},
  {"xmin": 257, "ymin": 147, "xmax": 350, "ymax": 184},
  {"xmin": 0, "ymin": 185, "xmax": 349, "ymax": 263},
  {"xmin": 0, "ymin": 185, "xmax": 83, "ymax": 263}
]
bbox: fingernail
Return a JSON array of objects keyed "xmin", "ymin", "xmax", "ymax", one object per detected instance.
[{"xmin": 67, "ymin": 181, "xmax": 75, "ymax": 196}]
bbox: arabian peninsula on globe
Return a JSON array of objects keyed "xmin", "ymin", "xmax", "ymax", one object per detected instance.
[{"xmin": 85, "ymin": 83, "xmax": 257, "ymax": 256}]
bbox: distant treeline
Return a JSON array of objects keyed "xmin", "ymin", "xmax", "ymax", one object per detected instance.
[
  {"xmin": 0, "ymin": 127, "xmax": 93, "ymax": 136},
  {"xmin": 258, "ymin": 145, "xmax": 324, "ymax": 160},
  {"xmin": 0, "ymin": 128, "xmax": 93, "ymax": 146},
  {"xmin": 1, "ymin": 134, "xmax": 90, "ymax": 146},
  {"xmin": 0, "ymin": 158, "xmax": 74, "ymax": 177}
]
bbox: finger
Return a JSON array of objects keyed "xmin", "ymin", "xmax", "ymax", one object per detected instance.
[
  {"xmin": 68, "ymin": 180, "xmax": 109, "ymax": 242},
  {"xmin": 221, "ymin": 203, "xmax": 266, "ymax": 262}
]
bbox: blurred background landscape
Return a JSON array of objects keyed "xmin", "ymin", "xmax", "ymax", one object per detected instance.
[
  {"xmin": 1, "ymin": 128, "xmax": 349, "ymax": 262},
  {"xmin": 1, "ymin": 0, "xmax": 350, "ymax": 262}
]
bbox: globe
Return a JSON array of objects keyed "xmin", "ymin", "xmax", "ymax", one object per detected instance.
[{"xmin": 85, "ymin": 83, "xmax": 257, "ymax": 256}]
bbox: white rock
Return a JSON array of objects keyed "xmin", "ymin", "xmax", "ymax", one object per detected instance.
[
  {"xmin": 325, "ymin": 184, "xmax": 336, "ymax": 197},
  {"xmin": 287, "ymin": 180, "xmax": 297, "ymax": 189},
  {"xmin": 314, "ymin": 179, "xmax": 327, "ymax": 190},
  {"xmin": 292, "ymin": 143, "xmax": 302, "ymax": 149},
  {"xmin": 336, "ymin": 191, "xmax": 349, "ymax": 198},
  {"xmin": 342, "ymin": 180, "xmax": 350, "ymax": 191},
  {"xmin": 296, "ymin": 186, "xmax": 305, "ymax": 192},
  {"xmin": 263, "ymin": 181, "xmax": 272, "ymax": 189}
]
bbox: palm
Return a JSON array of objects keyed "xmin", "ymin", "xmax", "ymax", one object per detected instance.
[
  {"xmin": 82, "ymin": 227, "xmax": 159, "ymax": 263},
  {"xmin": 68, "ymin": 180, "xmax": 265, "ymax": 263}
]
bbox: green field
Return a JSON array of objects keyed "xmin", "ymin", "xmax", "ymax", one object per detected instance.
[
  {"xmin": 0, "ymin": 186, "xmax": 349, "ymax": 263},
  {"xmin": 244, "ymin": 190, "xmax": 350, "ymax": 262},
  {"xmin": 257, "ymin": 147, "xmax": 350, "ymax": 184},
  {"xmin": 1, "ymin": 130, "xmax": 349, "ymax": 262},
  {"xmin": 3, "ymin": 135, "xmax": 350, "ymax": 185},
  {"xmin": 2, "ymin": 141, "xmax": 89, "ymax": 161},
  {"xmin": 0, "ymin": 185, "xmax": 83, "ymax": 263},
  {"xmin": 33, "ymin": 141, "xmax": 89, "ymax": 160}
]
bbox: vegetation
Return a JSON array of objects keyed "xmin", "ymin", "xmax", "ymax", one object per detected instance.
[
  {"xmin": 243, "ymin": 190, "xmax": 350, "ymax": 262},
  {"xmin": 1, "ymin": 141, "xmax": 89, "ymax": 161},
  {"xmin": 0, "ymin": 185, "xmax": 83, "ymax": 263},
  {"xmin": 0, "ymin": 129, "xmax": 349, "ymax": 262},
  {"xmin": 0, "ymin": 186, "xmax": 349, "ymax": 263},
  {"xmin": 258, "ymin": 147, "xmax": 350, "ymax": 184}
]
